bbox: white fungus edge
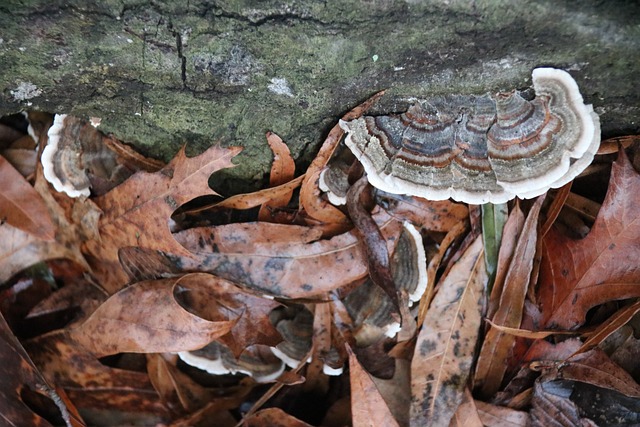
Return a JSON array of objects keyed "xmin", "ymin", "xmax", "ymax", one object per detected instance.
[{"xmin": 41, "ymin": 114, "xmax": 90, "ymax": 198}]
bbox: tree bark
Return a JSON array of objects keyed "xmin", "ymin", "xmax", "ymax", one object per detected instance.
[{"xmin": 1, "ymin": 0, "xmax": 638, "ymax": 192}]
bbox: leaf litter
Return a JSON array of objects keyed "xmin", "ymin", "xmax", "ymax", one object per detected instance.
[{"xmin": 0, "ymin": 103, "xmax": 639, "ymax": 427}]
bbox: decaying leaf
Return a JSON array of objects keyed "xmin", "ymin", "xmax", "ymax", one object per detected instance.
[
  {"xmin": 69, "ymin": 275, "xmax": 238, "ymax": 357},
  {"xmin": 347, "ymin": 344, "xmax": 400, "ymax": 427},
  {"xmin": 410, "ymin": 236, "xmax": 487, "ymax": 427},
  {"xmin": 84, "ymin": 145, "xmax": 241, "ymax": 293},
  {"xmin": 475, "ymin": 196, "xmax": 544, "ymax": 398},
  {"xmin": 258, "ymin": 132, "xmax": 296, "ymax": 222},
  {"xmin": 0, "ymin": 313, "xmax": 75, "ymax": 427},
  {"xmin": 539, "ymin": 149, "xmax": 640, "ymax": 329},
  {"xmin": 0, "ymin": 155, "xmax": 55, "ymax": 240}
]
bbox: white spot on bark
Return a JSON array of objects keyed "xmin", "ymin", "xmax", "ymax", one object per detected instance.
[
  {"xmin": 268, "ymin": 77, "xmax": 294, "ymax": 97},
  {"xmin": 10, "ymin": 82, "xmax": 42, "ymax": 101}
]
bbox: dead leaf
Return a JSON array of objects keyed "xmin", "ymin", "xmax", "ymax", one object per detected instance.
[
  {"xmin": 475, "ymin": 196, "xmax": 544, "ymax": 397},
  {"xmin": 530, "ymin": 379, "xmax": 597, "ymax": 427},
  {"xmin": 347, "ymin": 176, "xmax": 398, "ymax": 308},
  {"xmin": 259, "ymin": 132, "xmax": 296, "ymax": 221},
  {"xmin": 0, "ymin": 155, "xmax": 48, "ymax": 241},
  {"xmin": 0, "ymin": 168, "xmax": 93, "ymax": 284},
  {"xmin": 449, "ymin": 388, "xmax": 483, "ymax": 427},
  {"xmin": 0, "ymin": 313, "xmax": 78, "ymax": 427},
  {"xmin": 171, "ymin": 273, "xmax": 281, "ymax": 357},
  {"xmin": 378, "ymin": 194, "xmax": 469, "ymax": 233},
  {"xmin": 474, "ymin": 400, "xmax": 530, "ymax": 427},
  {"xmin": 146, "ymin": 353, "xmax": 217, "ymax": 414},
  {"xmin": 575, "ymin": 299, "xmax": 640, "ymax": 355},
  {"xmin": 243, "ymin": 408, "xmax": 314, "ymax": 427},
  {"xmin": 299, "ymin": 92, "xmax": 384, "ymax": 228},
  {"xmin": 539, "ymin": 149, "xmax": 640, "ymax": 329},
  {"xmin": 84, "ymin": 145, "xmax": 241, "ymax": 293},
  {"xmin": 208, "ymin": 175, "xmax": 304, "ymax": 211},
  {"xmin": 410, "ymin": 236, "xmax": 487, "ymax": 427},
  {"xmin": 69, "ymin": 275, "xmax": 238, "ymax": 357},
  {"xmin": 347, "ymin": 344, "xmax": 400, "ymax": 427},
  {"xmin": 25, "ymin": 330, "xmax": 169, "ymax": 425},
  {"xmin": 121, "ymin": 211, "xmax": 402, "ymax": 299}
]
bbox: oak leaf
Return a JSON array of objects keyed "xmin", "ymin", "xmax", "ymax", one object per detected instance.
[
  {"xmin": 84, "ymin": 145, "xmax": 241, "ymax": 293},
  {"xmin": 538, "ymin": 149, "xmax": 640, "ymax": 329},
  {"xmin": 69, "ymin": 275, "xmax": 238, "ymax": 357}
]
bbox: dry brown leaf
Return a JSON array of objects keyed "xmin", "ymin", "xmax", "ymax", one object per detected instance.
[
  {"xmin": 172, "ymin": 273, "xmax": 281, "ymax": 357},
  {"xmin": 25, "ymin": 330, "xmax": 169, "ymax": 425},
  {"xmin": 173, "ymin": 222, "xmax": 323, "ymax": 254},
  {"xmin": 0, "ymin": 313, "xmax": 76, "ymax": 427},
  {"xmin": 299, "ymin": 92, "xmax": 384, "ymax": 227},
  {"xmin": 449, "ymin": 388, "xmax": 483, "ymax": 427},
  {"xmin": 575, "ymin": 299, "xmax": 640, "ymax": 355},
  {"xmin": 0, "ymin": 169, "xmax": 93, "ymax": 284},
  {"xmin": 0, "ymin": 155, "xmax": 53, "ymax": 240},
  {"xmin": 347, "ymin": 344, "xmax": 400, "ymax": 427},
  {"xmin": 483, "ymin": 319, "xmax": 576, "ymax": 339},
  {"xmin": 487, "ymin": 202, "xmax": 525, "ymax": 318},
  {"xmin": 259, "ymin": 132, "xmax": 296, "ymax": 221},
  {"xmin": 410, "ymin": 236, "xmax": 487, "ymax": 427},
  {"xmin": 69, "ymin": 275, "xmax": 238, "ymax": 357},
  {"xmin": 146, "ymin": 353, "xmax": 216, "ymax": 414},
  {"xmin": 380, "ymin": 195, "xmax": 469, "ymax": 233},
  {"xmin": 536, "ymin": 348, "xmax": 640, "ymax": 398},
  {"xmin": 85, "ymin": 145, "xmax": 241, "ymax": 293},
  {"xmin": 539, "ymin": 149, "xmax": 640, "ymax": 329},
  {"xmin": 122, "ymin": 211, "xmax": 402, "ymax": 299},
  {"xmin": 243, "ymin": 408, "xmax": 314, "ymax": 427},
  {"xmin": 474, "ymin": 196, "xmax": 544, "ymax": 397},
  {"xmin": 530, "ymin": 379, "xmax": 597, "ymax": 427},
  {"xmin": 474, "ymin": 400, "xmax": 530, "ymax": 427},
  {"xmin": 209, "ymin": 175, "xmax": 304, "ymax": 211}
]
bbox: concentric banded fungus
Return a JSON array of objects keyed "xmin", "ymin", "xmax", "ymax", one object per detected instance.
[
  {"xmin": 340, "ymin": 68, "xmax": 600, "ymax": 204},
  {"xmin": 178, "ymin": 342, "xmax": 285, "ymax": 383},
  {"xmin": 42, "ymin": 114, "xmax": 163, "ymax": 198},
  {"xmin": 344, "ymin": 222, "xmax": 427, "ymax": 346}
]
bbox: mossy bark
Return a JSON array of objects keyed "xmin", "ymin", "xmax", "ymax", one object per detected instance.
[{"xmin": 1, "ymin": 0, "xmax": 638, "ymax": 193}]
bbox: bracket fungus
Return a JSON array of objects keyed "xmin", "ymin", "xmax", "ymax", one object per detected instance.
[
  {"xmin": 41, "ymin": 114, "xmax": 163, "ymax": 198},
  {"xmin": 340, "ymin": 68, "xmax": 600, "ymax": 204}
]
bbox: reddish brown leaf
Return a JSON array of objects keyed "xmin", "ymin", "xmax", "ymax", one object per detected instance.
[
  {"xmin": 69, "ymin": 275, "xmax": 237, "ymax": 357},
  {"xmin": 244, "ymin": 408, "xmax": 313, "ymax": 427},
  {"xmin": 475, "ymin": 196, "xmax": 544, "ymax": 397},
  {"xmin": 172, "ymin": 273, "xmax": 281, "ymax": 357},
  {"xmin": 209, "ymin": 175, "xmax": 304, "ymax": 211},
  {"xmin": 347, "ymin": 344, "xmax": 400, "ymax": 427},
  {"xmin": 299, "ymin": 92, "xmax": 384, "ymax": 227},
  {"xmin": 530, "ymin": 379, "xmax": 596, "ymax": 427},
  {"xmin": 0, "ymin": 314, "xmax": 76, "ymax": 427},
  {"xmin": 545, "ymin": 348, "xmax": 640, "ymax": 398},
  {"xmin": 259, "ymin": 132, "xmax": 296, "ymax": 221},
  {"xmin": 85, "ymin": 145, "xmax": 241, "ymax": 293},
  {"xmin": 449, "ymin": 388, "xmax": 483, "ymax": 427},
  {"xmin": 0, "ymin": 169, "xmax": 93, "ymax": 284},
  {"xmin": 146, "ymin": 353, "xmax": 217, "ymax": 414},
  {"xmin": 380, "ymin": 194, "xmax": 469, "ymax": 233},
  {"xmin": 25, "ymin": 330, "xmax": 169, "ymax": 425},
  {"xmin": 575, "ymin": 299, "xmax": 640, "ymax": 355},
  {"xmin": 0, "ymin": 155, "xmax": 54, "ymax": 240},
  {"xmin": 347, "ymin": 176, "xmax": 398, "ymax": 308},
  {"xmin": 539, "ymin": 149, "xmax": 640, "ymax": 329},
  {"xmin": 474, "ymin": 400, "xmax": 530, "ymax": 427},
  {"xmin": 124, "ymin": 211, "xmax": 403, "ymax": 299},
  {"xmin": 411, "ymin": 236, "xmax": 487, "ymax": 427}
]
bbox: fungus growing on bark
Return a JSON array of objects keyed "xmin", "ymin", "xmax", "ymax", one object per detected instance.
[{"xmin": 340, "ymin": 68, "xmax": 600, "ymax": 204}]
